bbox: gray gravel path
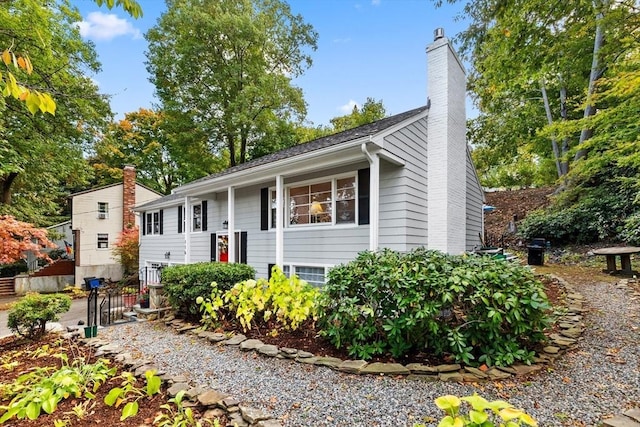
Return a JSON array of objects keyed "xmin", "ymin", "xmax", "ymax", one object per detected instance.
[{"xmin": 100, "ymin": 280, "xmax": 640, "ymax": 426}]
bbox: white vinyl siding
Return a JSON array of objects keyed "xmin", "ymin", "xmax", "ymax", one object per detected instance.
[
  {"xmin": 378, "ymin": 119, "xmax": 429, "ymax": 252},
  {"xmin": 465, "ymin": 148, "xmax": 484, "ymax": 250},
  {"xmin": 139, "ymin": 206, "xmax": 186, "ymax": 265}
]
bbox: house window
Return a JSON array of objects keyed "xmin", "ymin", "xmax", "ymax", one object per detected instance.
[
  {"xmin": 286, "ymin": 175, "xmax": 356, "ymax": 227},
  {"xmin": 280, "ymin": 265, "xmax": 326, "ymax": 287},
  {"xmin": 97, "ymin": 233, "xmax": 109, "ymax": 249},
  {"xmin": 145, "ymin": 211, "xmax": 160, "ymax": 235},
  {"xmin": 193, "ymin": 204, "xmax": 202, "ymax": 231},
  {"xmin": 97, "ymin": 202, "xmax": 109, "ymax": 219}
]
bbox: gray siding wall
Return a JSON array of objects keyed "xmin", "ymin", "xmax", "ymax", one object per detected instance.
[
  {"xmin": 139, "ymin": 206, "xmax": 186, "ymax": 267},
  {"xmin": 465, "ymin": 149, "xmax": 484, "ymax": 250},
  {"xmin": 379, "ymin": 118, "xmax": 429, "ymax": 252}
]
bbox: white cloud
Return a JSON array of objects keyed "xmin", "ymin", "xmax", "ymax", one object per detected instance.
[
  {"xmin": 76, "ymin": 12, "xmax": 142, "ymax": 41},
  {"xmin": 371, "ymin": 0, "xmax": 381, "ymax": 5},
  {"xmin": 332, "ymin": 37, "xmax": 352, "ymax": 44},
  {"xmin": 338, "ymin": 100, "xmax": 359, "ymax": 114}
]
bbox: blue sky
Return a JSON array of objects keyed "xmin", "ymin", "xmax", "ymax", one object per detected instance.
[{"xmin": 74, "ymin": 0, "xmax": 470, "ymax": 127}]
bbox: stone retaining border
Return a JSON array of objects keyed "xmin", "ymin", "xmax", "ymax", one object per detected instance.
[
  {"xmin": 59, "ymin": 273, "xmax": 587, "ymax": 427},
  {"xmin": 159, "ymin": 273, "xmax": 585, "ymax": 383}
]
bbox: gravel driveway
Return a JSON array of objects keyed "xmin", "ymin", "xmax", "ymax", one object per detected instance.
[{"xmin": 100, "ymin": 280, "xmax": 640, "ymax": 426}]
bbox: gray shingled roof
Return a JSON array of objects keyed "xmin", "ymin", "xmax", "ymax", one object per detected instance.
[{"xmin": 136, "ymin": 105, "xmax": 428, "ymax": 210}]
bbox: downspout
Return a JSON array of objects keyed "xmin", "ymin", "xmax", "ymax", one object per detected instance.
[
  {"xmin": 361, "ymin": 140, "xmax": 379, "ymax": 251},
  {"xmin": 228, "ymin": 187, "xmax": 235, "ymax": 263}
]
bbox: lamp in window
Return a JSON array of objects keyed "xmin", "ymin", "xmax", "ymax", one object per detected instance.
[{"xmin": 310, "ymin": 201, "xmax": 323, "ymax": 216}]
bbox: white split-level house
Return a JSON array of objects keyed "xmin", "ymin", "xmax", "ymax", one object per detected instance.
[
  {"xmin": 136, "ymin": 30, "xmax": 485, "ymax": 286},
  {"xmin": 69, "ymin": 166, "xmax": 162, "ymax": 286}
]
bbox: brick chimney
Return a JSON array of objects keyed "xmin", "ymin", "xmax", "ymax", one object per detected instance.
[
  {"xmin": 426, "ymin": 28, "xmax": 467, "ymax": 254},
  {"xmin": 123, "ymin": 165, "xmax": 136, "ymax": 229}
]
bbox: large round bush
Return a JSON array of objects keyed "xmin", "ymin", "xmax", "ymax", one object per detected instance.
[
  {"xmin": 317, "ymin": 248, "xmax": 551, "ymax": 366},
  {"xmin": 162, "ymin": 262, "xmax": 255, "ymax": 318}
]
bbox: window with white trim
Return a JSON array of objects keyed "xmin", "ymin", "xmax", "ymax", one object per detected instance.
[
  {"xmin": 193, "ymin": 203, "xmax": 202, "ymax": 231},
  {"xmin": 145, "ymin": 211, "xmax": 160, "ymax": 235},
  {"xmin": 281, "ymin": 265, "xmax": 326, "ymax": 287},
  {"xmin": 97, "ymin": 202, "xmax": 109, "ymax": 219},
  {"xmin": 273, "ymin": 175, "xmax": 357, "ymax": 228},
  {"xmin": 97, "ymin": 233, "xmax": 109, "ymax": 249}
]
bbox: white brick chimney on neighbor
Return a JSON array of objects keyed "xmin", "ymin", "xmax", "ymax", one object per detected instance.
[{"xmin": 426, "ymin": 28, "xmax": 467, "ymax": 254}]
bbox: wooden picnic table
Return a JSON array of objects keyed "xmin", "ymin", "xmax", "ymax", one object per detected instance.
[{"xmin": 592, "ymin": 246, "xmax": 640, "ymax": 274}]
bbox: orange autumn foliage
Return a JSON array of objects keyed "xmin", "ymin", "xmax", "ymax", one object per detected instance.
[{"xmin": 0, "ymin": 215, "xmax": 55, "ymax": 264}]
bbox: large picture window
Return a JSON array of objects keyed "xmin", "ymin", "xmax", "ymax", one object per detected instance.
[{"xmin": 286, "ymin": 175, "xmax": 356, "ymax": 227}]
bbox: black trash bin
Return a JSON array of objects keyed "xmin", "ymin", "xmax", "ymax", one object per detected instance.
[{"xmin": 527, "ymin": 238, "xmax": 546, "ymax": 266}]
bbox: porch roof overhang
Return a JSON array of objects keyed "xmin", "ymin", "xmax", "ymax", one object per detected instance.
[{"xmin": 175, "ymin": 136, "xmax": 381, "ymax": 198}]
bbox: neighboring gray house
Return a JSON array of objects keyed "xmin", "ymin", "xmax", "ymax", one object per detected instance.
[{"xmin": 136, "ymin": 30, "xmax": 485, "ymax": 286}]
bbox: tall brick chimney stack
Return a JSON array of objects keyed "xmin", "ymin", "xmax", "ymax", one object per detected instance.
[{"xmin": 122, "ymin": 165, "xmax": 136, "ymax": 229}]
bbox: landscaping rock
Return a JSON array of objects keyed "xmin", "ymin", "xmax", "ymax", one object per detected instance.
[
  {"xmin": 360, "ymin": 362, "xmax": 410, "ymax": 376},
  {"xmin": 435, "ymin": 364, "xmax": 461, "ymax": 373},
  {"xmin": 258, "ymin": 344, "xmax": 279, "ymax": 357},
  {"xmin": 279, "ymin": 347, "xmax": 298, "ymax": 358},
  {"xmin": 240, "ymin": 339, "xmax": 265, "ymax": 351},
  {"xmin": 438, "ymin": 372, "xmax": 463, "ymax": 382},
  {"xmin": 223, "ymin": 334, "xmax": 247, "ymax": 345},
  {"xmin": 312, "ymin": 356, "xmax": 343, "ymax": 368},
  {"xmin": 406, "ymin": 363, "xmax": 438, "ymax": 374},
  {"xmin": 198, "ymin": 390, "xmax": 229, "ymax": 406},
  {"xmin": 256, "ymin": 419, "xmax": 284, "ymax": 427},
  {"xmin": 464, "ymin": 366, "xmax": 488, "ymax": 379},
  {"xmin": 486, "ymin": 368, "xmax": 511, "ymax": 380},
  {"xmin": 167, "ymin": 382, "xmax": 190, "ymax": 397},
  {"xmin": 336, "ymin": 360, "xmax": 368, "ymax": 374},
  {"xmin": 240, "ymin": 405, "xmax": 271, "ymax": 423}
]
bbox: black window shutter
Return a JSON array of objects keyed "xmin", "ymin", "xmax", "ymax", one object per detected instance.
[
  {"xmin": 210, "ymin": 233, "xmax": 217, "ymax": 262},
  {"xmin": 358, "ymin": 168, "xmax": 370, "ymax": 225},
  {"xmin": 260, "ymin": 188, "xmax": 269, "ymax": 230},
  {"xmin": 178, "ymin": 205, "xmax": 183, "ymax": 233},
  {"xmin": 159, "ymin": 209, "xmax": 164, "ymax": 235},
  {"xmin": 240, "ymin": 231, "xmax": 247, "ymax": 264},
  {"xmin": 268, "ymin": 263, "xmax": 275, "ymax": 280},
  {"xmin": 202, "ymin": 200, "xmax": 208, "ymax": 231},
  {"xmin": 142, "ymin": 212, "xmax": 146, "ymax": 235}
]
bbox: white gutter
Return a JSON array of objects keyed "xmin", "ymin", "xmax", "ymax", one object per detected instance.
[
  {"xmin": 275, "ymin": 175, "xmax": 284, "ymax": 268},
  {"xmin": 361, "ymin": 141, "xmax": 380, "ymax": 251}
]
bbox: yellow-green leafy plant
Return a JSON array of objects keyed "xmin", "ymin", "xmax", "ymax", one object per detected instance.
[
  {"xmin": 154, "ymin": 389, "xmax": 219, "ymax": 427},
  {"xmin": 0, "ymin": 353, "xmax": 115, "ymax": 423},
  {"xmin": 416, "ymin": 394, "xmax": 538, "ymax": 427},
  {"xmin": 103, "ymin": 370, "xmax": 161, "ymax": 421},
  {"xmin": 197, "ymin": 266, "xmax": 320, "ymax": 332}
]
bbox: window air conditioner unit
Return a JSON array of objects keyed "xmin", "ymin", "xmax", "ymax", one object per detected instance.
[{"xmin": 98, "ymin": 213, "xmax": 107, "ymax": 219}]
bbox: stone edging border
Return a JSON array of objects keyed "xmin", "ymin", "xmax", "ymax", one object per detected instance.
[
  {"xmin": 63, "ymin": 334, "xmax": 283, "ymax": 427},
  {"xmin": 60, "ymin": 273, "xmax": 587, "ymax": 427},
  {"xmin": 161, "ymin": 273, "xmax": 585, "ymax": 383}
]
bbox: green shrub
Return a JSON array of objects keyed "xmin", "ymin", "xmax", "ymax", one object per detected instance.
[
  {"xmin": 518, "ymin": 191, "xmax": 632, "ymax": 245},
  {"xmin": 618, "ymin": 212, "xmax": 640, "ymax": 245},
  {"xmin": 7, "ymin": 293, "xmax": 71, "ymax": 339},
  {"xmin": 162, "ymin": 262, "xmax": 255, "ymax": 318},
  {"xmin": 197, "ymin": 266, "xmax": 320, "ymax": 332},
  {"xmin": 317, "ymin": 248, "xmax": 551, "ymax": 365}
]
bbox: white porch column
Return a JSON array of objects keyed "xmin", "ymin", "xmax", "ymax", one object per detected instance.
[
  {"xmin": 184, "ymin": 196, "xmax": 191, "ymax": 263},
  {"xmin": 275, "ymin": 175, "xmax": 284, "ymax": 268},
  {"xmin": 227, "ymin": 186, "xmax": 236, "ymax": 263}
]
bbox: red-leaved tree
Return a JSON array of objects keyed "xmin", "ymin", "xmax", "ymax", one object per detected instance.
[
  {"xmin": 112, "ymin": 226, "xmax": 139, "ymax": 275},
  {"xmin": 0, "ymin": 215, "xmax": 55, "ymax": 264}
]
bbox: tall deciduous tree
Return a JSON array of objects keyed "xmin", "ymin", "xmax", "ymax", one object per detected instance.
[
  {"xmin": 146, "ymin": 0, "xmax": 318, "ymax": 167},
  {"xmin": 0, "ymin": 0, "xmax": 115, "ymax": 224},
  {"xmin": 439, "ymin": 0, "xmax": 638, "ymax": 186},
  {"xmin": 91, "ymin": 109, "xmax": 224, "ymax": 195}
]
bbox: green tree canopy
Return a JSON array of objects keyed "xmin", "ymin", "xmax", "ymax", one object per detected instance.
[
  {"xmin": 91, "ymin": 108, "xmax": 224, "ymax": 195},
  {"xmin": 0, "ymin": 0, "xmax": 115, "ymax": 224},
  {"xmin": 146, "ymin": 0, "xmax": 318, "ymax": 167}
]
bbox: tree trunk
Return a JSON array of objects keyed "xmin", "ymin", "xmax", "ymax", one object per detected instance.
[
  {"xmin": 559, "ymin": 86, "xmax": 570, "ymax": 176},
  {"xmin": 227, "ymin": 133, "xmax": 236, "ymax": 167},
  {"xmin": 574, "ymin": 1, "xmax": 607, "ymax": 162},
  {"xmin": 0, "ymin": 172, "xmax": 18, "ymax": 205},
  {"xmin": 540, "ymin": 81, "xmax": 563, "ymax": 179}
]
